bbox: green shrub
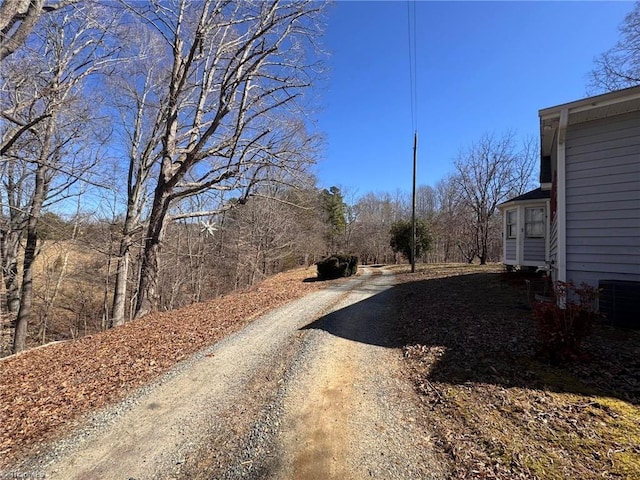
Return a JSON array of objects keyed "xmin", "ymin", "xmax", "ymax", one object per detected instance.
[
  {"xmin": 316, "ymin": 254, "xmax": 358, "ymax": 280},
  {"xmin": 389, "ymin": 219, "xmax": 431, "ymax": 263}
]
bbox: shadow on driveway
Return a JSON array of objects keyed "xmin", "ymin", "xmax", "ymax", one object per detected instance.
[{"xmin": 301, "ymin": 271, "xmax": 640, "ymax": 405}]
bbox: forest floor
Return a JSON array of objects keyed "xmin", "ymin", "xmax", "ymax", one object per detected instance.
[{"xmin": 1, "ymin": 264, "xmax": 639, "ymax": 479}]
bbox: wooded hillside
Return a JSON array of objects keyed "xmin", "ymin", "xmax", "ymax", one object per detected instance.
[{"xmin": 1, "ymin": 1, "xmax": 536, "ymax": 355}]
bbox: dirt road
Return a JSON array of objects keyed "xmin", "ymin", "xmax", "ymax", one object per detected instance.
[{"xmin": 27, "ymin": 268, "xmax": 440, "ymax": 479}]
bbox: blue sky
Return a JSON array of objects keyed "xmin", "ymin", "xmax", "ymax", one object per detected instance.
[{"xmin": 314, "ymin": 1, "xmax": 634, "ymax": 197}]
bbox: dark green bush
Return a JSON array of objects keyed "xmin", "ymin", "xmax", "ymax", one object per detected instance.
[
  {"xmin": 389, "ymin": 219, "xmax": 431, "ymax": 263},
  {"xmin": 316, "ymin": 254, "xmax": 358, "ymax": 280}
]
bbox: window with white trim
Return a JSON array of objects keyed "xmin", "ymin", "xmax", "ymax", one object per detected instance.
[
  {"xmin": 506, "ymin": 209, "xmax": 517, "ymax": 239},
  {"xmin": 525, "ymin": 207, "xmax": 545, "ymax": 238}
]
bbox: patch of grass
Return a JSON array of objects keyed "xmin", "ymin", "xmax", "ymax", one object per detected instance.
[
  {"xmin": 522, "ymin": 358, "xmax": 598, "ymax": 395},
  {"xmin": 396, "ymin": 264, "xmax": 640, "ymax": 479},
  {"xmin": 430, "ymin": 381, "xmax": 639, "ymax": 478}
]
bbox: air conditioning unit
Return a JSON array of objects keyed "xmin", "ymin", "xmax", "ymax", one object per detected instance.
[{"xmin": 599, "ymin": 280, "xmax": 640, "ymax": 329}]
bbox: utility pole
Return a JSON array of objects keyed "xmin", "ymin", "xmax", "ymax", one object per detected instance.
[{"xmin": 411, "ymin": 131, "xmax": 417, "ymax": 273}]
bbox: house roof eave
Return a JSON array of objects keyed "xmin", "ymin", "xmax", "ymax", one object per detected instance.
[
  {"xmin": 539, "ymin": 85, "xmax": 640, "ymax": 158},
  {"xmin": 497, "ymin": 188, "xmax": 551, "ymax": 209},
  {"xmin": 539, "ymin": 85, "xmax": 640, "ymax": 120}
]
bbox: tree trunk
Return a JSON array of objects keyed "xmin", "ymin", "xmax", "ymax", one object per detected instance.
[
  {"xmin": 13, "ymin": 120, "xmax": 53, "ymax": 353},
  {"xmin": 479, "ymin": 222, "xmax": 488, "ymax": 265},
  {"xmin": 112, "ymin": 170, "xmax": 149, "ymax": 326},
  {"xmin": 113, "ymin": 182, "xmax": 147, "ymax": 325},
  {"xmin": 1, "ymin": 230, "xmax": 21, "ymax": 313},
  {"xmin": 134, "ymin": 189, "xmax": 171, "ymax": 319},
  {"xmin": 0, "ymin": 0, "xmax": 45, "ymax": 62},
  {"xmin": 110, "ymin": 243, "xmax": 130, "ymax": 327},
  {"xmin": 13, "ymin": 211, "xmax": 41, "ymax": 353},
  {"xmin": 12, "ymin": 189, "xmax": 44, "ymax": 353}
]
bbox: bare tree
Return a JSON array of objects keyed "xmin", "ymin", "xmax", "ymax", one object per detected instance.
[
  {"xmin": 36, "ymin": 204, "xmax": 82, "ymax": 345},
  {"xmin": 0, "ymin": 155, "xmax": 29, "ymax": 313},
  {"xmin": 430, "ymin": 176, "xmax": 465, "ymax": 263},
  {"xmin": 121, "ymin": 0, "xmax": 326, "ymax": 318},
  {"xmin": 454, "ymin": 204, "xmax": 480, "ymax": 264},
  {"xmin": 105, "ymin": 24, "xmax": 165, "ymax": 327},
  {"xmin": 350, "ymin": 192, "xmax": 402, "ymax": 264},
  {"xmin": 415, "ymin": 184, "xmax": 437, "ymax": 223},
  {"xmin": 1, "ymin": 3, "xmax": 119, "ymax": 352},
  {"xmin": 0, "ymin": 0, "xmax": 77, "ymax": 62},
  {"xmin": 453, "ymin": 132, "xmax": 536, "ymax": 265},
  {"xmin": 231, "ymin": 193, "xmax": 296, "ymax": 285},
  {"xmin": 589, "ymin": 2, "xmax": 640, "ymax": 92},
  {"xmin": 149, "ymin": 177, "xmax": 325, "ymax": 308}
]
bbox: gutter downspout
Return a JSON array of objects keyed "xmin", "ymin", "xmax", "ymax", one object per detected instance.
[
  {"xmin": 501, "ymin": 206, "xmax": 508, "ymax": 264},
  {"xmin": 516, "ymin": 206, "xmax": 524, "ymax": 266},
  {"xmin": 545, "ymin": 198, "xmax": 551, "ymax": 264},
  {"xmin": 557, "ymin": 108, "xmax": 568, "ymax": 283}
]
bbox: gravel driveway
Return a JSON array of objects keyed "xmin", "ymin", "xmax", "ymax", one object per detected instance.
[{"xmin": 27, "ymin": 268, "xmax": 440, "ymax": 479}]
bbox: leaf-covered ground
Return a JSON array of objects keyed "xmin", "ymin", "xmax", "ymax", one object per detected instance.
[
  {"xmin": 0, "ymin": 266, "xmax": 328, "ymax": 467},
  {"xmin": 3, "ymin": 263, "xmax": 639, "ymax": 478},
  {"xmin": 393, "ymin": 264, "xmax": 640, "ymax": 479}
]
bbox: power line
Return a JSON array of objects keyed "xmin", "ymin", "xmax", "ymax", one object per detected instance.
[
  {"xmin": 407, "ymin": 0, "xmax": 418, "ymax": 273},
  {"xmin": 406, "ymin": 0, "xmax": 418, "ymax": 133}
]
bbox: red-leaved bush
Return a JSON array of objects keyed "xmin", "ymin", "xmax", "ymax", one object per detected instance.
[{"xmin": 531, "ymin": 281, "xmax": 601, "ymax": 362}]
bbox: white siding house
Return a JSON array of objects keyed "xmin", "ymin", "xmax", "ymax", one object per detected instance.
[
  {"xmin": 498, "ymin": 188, "xmax": 550, "ymax": 270},
  {"xmin": 539, "ymin": 86, "xmax": 640, "ymax": 289},
  {"xmin": 501, "ymin": 86, "xmax": 640, "ymax": 326}
]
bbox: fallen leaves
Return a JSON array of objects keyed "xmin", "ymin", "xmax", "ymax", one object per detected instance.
[
  {"xmin": 4, "ymin": 263, "xmax": 638, "ymax": 478},
  {"xmin": 0, "ymin": 266, "xmax": 325, "ymax": 467},
  {"xmin": 394, "ymin": 263, "xmax": 640, "ymax": 479}
]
